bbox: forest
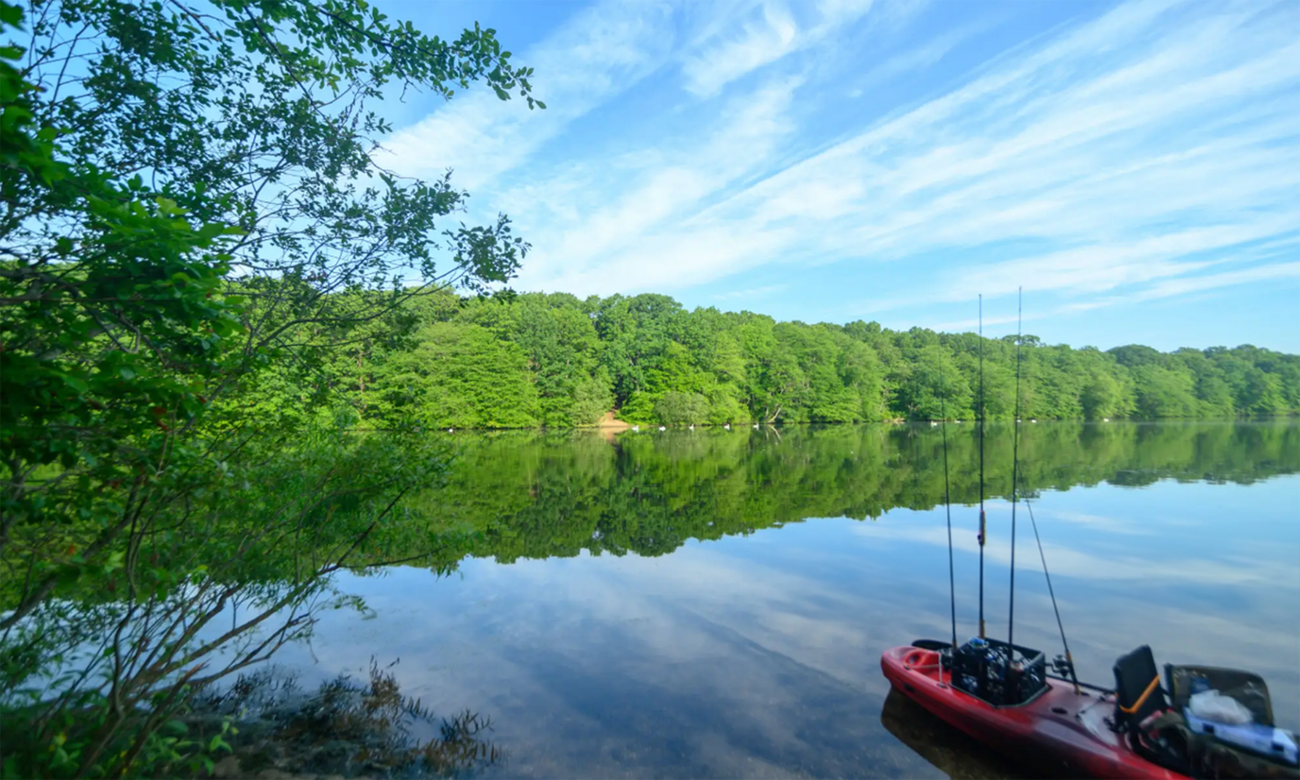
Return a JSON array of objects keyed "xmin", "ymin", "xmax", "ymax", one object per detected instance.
[{"xmin": 251, "ymin": 288, "xmax": 1300, "ymax": 430}]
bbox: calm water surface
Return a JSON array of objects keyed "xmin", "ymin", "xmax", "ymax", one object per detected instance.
[{"xmin": 271, "ymin": 422, "xmax": 1300, "ymax": 778}]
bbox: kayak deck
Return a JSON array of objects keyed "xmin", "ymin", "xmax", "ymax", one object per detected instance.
[{"xmin": 881, "ymin": 645, "xmax": 1188, "ymax": 779}]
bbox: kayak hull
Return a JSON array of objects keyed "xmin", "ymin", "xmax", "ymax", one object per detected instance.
[{"xmin": 881, "ymin": 644, "xmax": 1188, "ymax": 779}]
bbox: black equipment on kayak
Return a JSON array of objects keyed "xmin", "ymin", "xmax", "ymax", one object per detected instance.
[{"xmin": 951, "ymin": 636, "xmax": 1048, "ymax": 707}]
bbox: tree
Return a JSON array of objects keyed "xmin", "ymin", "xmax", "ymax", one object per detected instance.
[
  {"xmin": 1238, "ymin": 368, "xmax": 1285, "ymax": 417},
  {"xmin": 895, "ymin": 344, "xmax": 972, "ymax": 420},
  {"xmin": 460, "ymin": 293, "xmax": 608, "ymax": 426},
  {"xmin": 741, "ymin": 321, "xmax": 809, "ymax": 423},
  {"xmin": 1, "ymin": 0, "xmax": 539, "ymax": 774},
  {"xmin": 1081, "ymin": 372, "xmax": 1124, "ymax": 420},
  {"xmin": 1131, "ymin": 364, "xmax": 1199, "ymax": 419},
  {"xmin": 375, "ymin": 323, "xmax": 539, "ymax": 429}
]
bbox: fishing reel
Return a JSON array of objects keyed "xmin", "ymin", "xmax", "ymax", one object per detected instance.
[{"xmin": 1052, "ymin": 654, "xmax": 1075, "ymax": 679}]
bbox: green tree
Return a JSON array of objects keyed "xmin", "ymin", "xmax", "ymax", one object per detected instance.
[
  {"xmin": 895, "ymin": 344, "xmax": 972, "ymax": 420},
  {"xmin": 1081, "ymin": 371, "xmax": 1125, "ymax": 420},
  {"xmin": 655, "ymin": 392, "xmax": 711, "ymax": 425},
  {"xmin": 0, "ymin": 0, "xmax": 538, "ymax": 773},
  {"xmin": 1238, "ymin": 367, "xmax": 1286, "ymax": 417},
  {"xmin": 1131, "ymin": 364, "xmax": 1199, "ymax": 419},
  {"xmin": 375, "ymin": 323, "xmax": 539, "ymax": 429}
]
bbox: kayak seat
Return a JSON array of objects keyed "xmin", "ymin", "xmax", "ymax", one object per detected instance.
[
  {"xmin": 1114, "ymin": 645, "xmax": 1192, "ymax": 774},
  {"xmin": 1114, "ymin": 644, "xmax": 1169, "ymax": 730}
]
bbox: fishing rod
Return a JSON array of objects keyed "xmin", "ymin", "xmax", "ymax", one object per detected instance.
[
  {"xmin": 977, "ymin": 295, "xmax": 986, "ymax": 639},
  {"xmin": 939, "ymin": 342, "xmax": 958, "ymax": 659},
  {"xmin": 1003, "ymin": 289, "xmax": 1078, "ymax": 691},
  {"xmin": 1008, "ymin": 287, "xmax": 1023, "ymax": 651},
  {"xmin": 1025, "ymin": 496, "xmax": 1081, "ymax": 694}
]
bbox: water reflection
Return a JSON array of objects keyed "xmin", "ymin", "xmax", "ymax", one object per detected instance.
[
  {"xmin": 270, "ymin": 422, "xmax": 1299, "ymax": 778},
  {"xmin": 879, "ymin": 689, "xmax": 1024, "ymax": 779},
  {"xmin": 413, "ymin": 421, "xmax": 1300, "ymax": 565}
]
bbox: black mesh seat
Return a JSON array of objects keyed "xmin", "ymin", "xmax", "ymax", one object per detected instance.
[
  {"xmin": 1113, "ymin": 645, "xmax": 1193, "ymax": 774},
  {"xmin": 1114, "ymin": 644, "xmax": 1170, "ymax": 731}
]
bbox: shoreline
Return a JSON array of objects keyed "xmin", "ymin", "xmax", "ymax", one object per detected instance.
[{"xmin": 403, "ymin": 417, "xmax": 1288, "ymax": 434}]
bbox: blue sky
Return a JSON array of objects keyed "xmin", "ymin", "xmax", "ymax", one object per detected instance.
[{"xmin": 370, "ymin": 0, "xmax": 1300, "ymax": 352}]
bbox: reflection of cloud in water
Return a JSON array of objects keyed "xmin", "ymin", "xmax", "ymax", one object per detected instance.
[
  {"xmin": 268, "ymin": 482, "xmax": 1300, "ymax": 776},
  {"xmin": 282, "ymin": 554, "xmax": 967, "ymax": 778},
  {"xmin": 1040, "ymin": 510, "xmax": 1154, "ymax": 535},
  {"xmin": 853, "ymin": 521, "xmax": 1298, "ymax": 586}
]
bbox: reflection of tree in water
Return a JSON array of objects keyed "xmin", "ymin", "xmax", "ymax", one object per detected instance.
[
  {"xmin": 191, "ymin": 660, "xmax": 503, "ymax": 778},
  {"xmin": 6, "ymin": 422, "xmax": 1293, "ymax": 777},
  {"xmin": 410, "ymin": 422, "xmax": 1300, "ymax": 565}
]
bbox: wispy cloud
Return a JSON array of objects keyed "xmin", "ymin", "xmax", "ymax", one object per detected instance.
[
  {"xmin": 727, "ymin": 0, "xmax": 1300, "ymax": 303},
  {"xmin": 712, "ymin": 284, "xmax": 787, "ymax": 302},
  {"xmin": 680, "ymin": 1, "xmax": 799, "ymax": 97},
  {"xmin": 376, "ymin": 2, "xmax": 679, "ymax": 191},
  {"xmin": 680, "ymin": 0, "xmax": 877, "ymax": 97},
  {"xmin": 382, "ymin": 0, "xmax": 1300, "ymax": 331},
  {"xmin": 513, "ymin": 74, "xmax": 807, "ymax": 293},
  {"xmin": 930, "ymin": 257, "xmax": 1300, "ymax": 332}
]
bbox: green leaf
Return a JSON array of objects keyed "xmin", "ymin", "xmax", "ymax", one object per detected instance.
[{"xmin": 161, "ymin": 719, "xmax": 188, "ymax": 736}]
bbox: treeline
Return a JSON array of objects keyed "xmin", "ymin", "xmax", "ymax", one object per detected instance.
[{"xmin": 255, "ymin": 290, "xmax": 1300, "ymax": 429}]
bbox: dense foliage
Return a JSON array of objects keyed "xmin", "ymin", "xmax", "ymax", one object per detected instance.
[
  {"xmin": 0, "ymin": 0, "xmax": 535, "ymax": 775},
  {"xmin": 282, "ymin": 290, "xmax": 1300, "ymax": 428}
]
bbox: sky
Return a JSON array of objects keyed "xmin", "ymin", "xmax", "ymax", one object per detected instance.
[{"xmin": 369, "ymin": 0, "xmax": 1300, "ymax": 353}]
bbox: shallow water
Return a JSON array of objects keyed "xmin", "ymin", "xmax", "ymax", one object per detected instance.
[{"xmin": 269, "ymin": 421, "xmax": 1300, "ymax": 778}]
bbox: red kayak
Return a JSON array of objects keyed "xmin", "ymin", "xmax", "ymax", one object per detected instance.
[{"xmin": 881, "ymin": 644, "xmax": 1188, "ymax": 779}]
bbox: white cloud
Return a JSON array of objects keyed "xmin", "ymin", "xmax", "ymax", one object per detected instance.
[
  {"xmin": 681, "ymin": 2, "xmax": 799, "ymax": 97},
  {"xmin": 1133, "ymin": 260, "xmax": 1300, "ymax": 302},
  {"xmin": 930, "ymin": 256, "xmax": 1300, "ymax": 332},
  {"xmin": 375, "ymin": 2, "xmax": 679, "ymax": 190},
  {"xmin": 722, "ymin": 1, "xmax": 1300, "ymax": 291},
  {"xmin": 680, "ymin": 0, "xmax": 877, "ymax": 97},
  {"xmin": 384, "ymin": 0, "xmax": 1300, "ymax": 319},
  {"xmin": 514, "ymin": 75, "xmax": 806, "ymax": 293},
  {"xmin": 712, "ymin": 283, "xmax": 787, "ymax": 302}
]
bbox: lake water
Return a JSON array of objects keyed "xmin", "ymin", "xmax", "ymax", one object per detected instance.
[{"xmin": 268, "ymin": 421, "xmax": 1300, "ymax": 778}]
